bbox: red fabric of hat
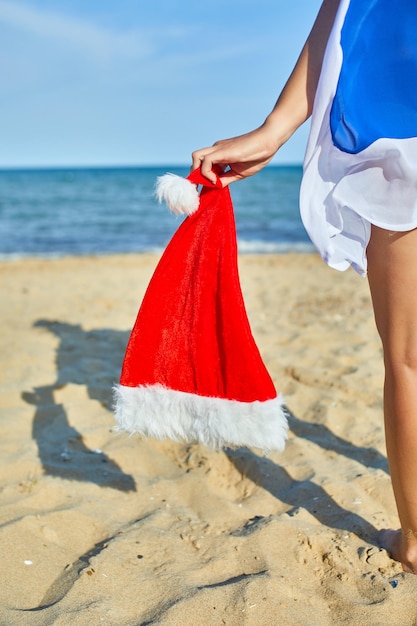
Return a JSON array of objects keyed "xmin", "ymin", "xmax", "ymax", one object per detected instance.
[{"xmin": 113, "ymin": 168, "xmax": 288, "ymax": 451}]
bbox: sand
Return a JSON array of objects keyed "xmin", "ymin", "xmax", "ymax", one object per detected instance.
[{"xmin": 1, "ymin": 252, "xmax": 417, "ymax": 626}]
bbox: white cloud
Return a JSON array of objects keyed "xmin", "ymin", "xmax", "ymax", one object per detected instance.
[{"xmin": 0, "ymin": 0, "xmax": 152, "ymax": 62}]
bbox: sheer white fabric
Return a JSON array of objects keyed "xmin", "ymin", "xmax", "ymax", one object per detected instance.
[{"xmin": 300, "ymin": 0, "xmax": 417, "ymax": 275}]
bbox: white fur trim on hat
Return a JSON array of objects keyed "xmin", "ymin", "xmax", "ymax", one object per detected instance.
[
  {"xmin": 113, "ymin": 384, "xmax": 288, "ymax": 453},
  {"xmin": 155, "ymin": 173, "xmax": 200, "ymax": 215}
]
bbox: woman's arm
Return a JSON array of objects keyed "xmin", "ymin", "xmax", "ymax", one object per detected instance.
[{"xmin": 192, "ymin": 0, "xmax": 341, "ymax": 185}]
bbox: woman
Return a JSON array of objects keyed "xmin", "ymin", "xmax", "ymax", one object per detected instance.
[{"xmin": 192, "ymin": 0, "xmax": 417, "ymax": 574}]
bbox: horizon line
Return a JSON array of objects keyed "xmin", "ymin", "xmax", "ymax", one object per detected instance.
[{"xmin": 0, "ymin": 161, "xmax": 303, "ymax": 172}]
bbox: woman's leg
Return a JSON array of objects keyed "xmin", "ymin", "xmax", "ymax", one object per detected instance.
[{"xmin": 367, "ymin": 225, "xmax": 417, "ymax": 573}]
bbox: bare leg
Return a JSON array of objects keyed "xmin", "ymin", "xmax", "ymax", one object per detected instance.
[{"xmin": 367, "ymin": 225, "xmax": 417, "ymax": 573}]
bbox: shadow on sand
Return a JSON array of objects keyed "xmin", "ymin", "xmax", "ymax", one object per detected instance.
[
  {"xmin": 22, "ymin": 318, "xmax": 387, "ymax": 532},
  {"xmin": 21, "ymin": 319, "xmax": 135, "ymax": 492},
  {"xmin": 224, "ymin": 404, "xmax": 388, "ymax": 546}
]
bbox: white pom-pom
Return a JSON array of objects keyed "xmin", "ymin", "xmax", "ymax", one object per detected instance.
[{"xmin": 155, "ymin": 173, "xmax": 200, "ymax": 215}]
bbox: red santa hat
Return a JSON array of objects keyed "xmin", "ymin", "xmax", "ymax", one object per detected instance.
[{"xmin": 113, "ymin": 167, "xmax": 288, "ymax": 452}]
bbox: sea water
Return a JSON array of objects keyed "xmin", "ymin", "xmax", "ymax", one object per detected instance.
[{"xmin": 0, "ymin": 165, "xmax": 313, "ymax": 258}]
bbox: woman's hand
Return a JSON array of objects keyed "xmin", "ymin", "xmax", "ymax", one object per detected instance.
[
  {"xmin": 191, "ymin": 0, "xmax": 341, "ymax": 187},
  {"xmin": 191, "ymin": 123, "xmax": 282, "ymax": 186}
]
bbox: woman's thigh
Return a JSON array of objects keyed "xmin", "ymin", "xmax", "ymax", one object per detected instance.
[{"xmin": 367, "ymin": 224, "xmax": 417, "ymax": 363}]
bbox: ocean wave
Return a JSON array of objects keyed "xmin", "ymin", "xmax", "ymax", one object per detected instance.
[{"xmin": 237, "ymin": 239, "xmax": 315, "ymax": 254}]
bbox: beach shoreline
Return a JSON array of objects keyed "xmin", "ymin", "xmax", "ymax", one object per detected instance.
[{"xmin": 1, "ymin": 252, "xmax": 417, "ymax": 624}]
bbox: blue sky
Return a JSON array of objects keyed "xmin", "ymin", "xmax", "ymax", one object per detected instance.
[{"xmin": 0, "ymin": 0, "xmax": 322, "ymax": 168}]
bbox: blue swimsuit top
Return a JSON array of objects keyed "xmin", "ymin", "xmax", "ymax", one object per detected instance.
[{"xmin": 330, "ymin": 0, "xmax": 417, "ymax": 154}]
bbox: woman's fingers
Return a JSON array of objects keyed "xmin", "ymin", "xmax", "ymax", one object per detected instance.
[
  {"xmin": 218, "ymin": 168, "xmax": 245, "ymax": 186},
  {"xmin": 191, "ymin": 153, "xmax": 213, "ymax": 181},
  {"xmin": 191, "ymin": 127, "xmax": 278, "ymax": 185},
  {"xmin": 191, "ymin": 146, "xmax": 226, "ymax": 184}
]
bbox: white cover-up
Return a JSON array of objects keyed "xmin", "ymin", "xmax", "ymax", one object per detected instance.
[{"xmin": 300, "ymin": 0, "xmax": 417, "ymax": 276}]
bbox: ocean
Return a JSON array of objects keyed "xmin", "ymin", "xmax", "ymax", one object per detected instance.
[{"xmin": 0, "ymin": 165, "xmax": 313, "ymax": 258}]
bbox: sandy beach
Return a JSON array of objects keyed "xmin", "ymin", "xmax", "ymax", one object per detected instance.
[{"xmin": 2, "ymin": 252, "xmax": 417, "ymax": 625}]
